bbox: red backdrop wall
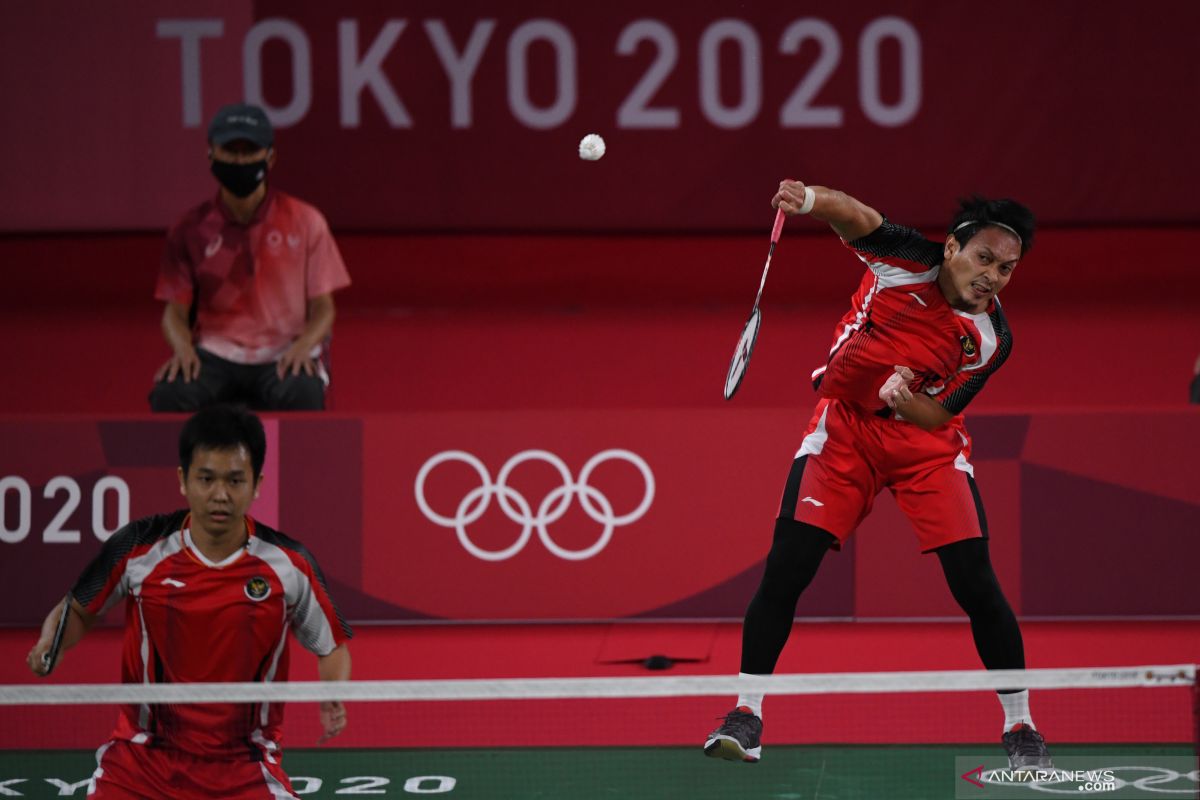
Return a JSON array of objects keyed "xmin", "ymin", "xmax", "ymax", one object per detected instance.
[
  {"xmin": 2, "ymin": 410, "xmax": 1196, "ymax": 625},
  {"xmin": 2, "ymin": 1, "xmax": 1199, "ymax": 232}
]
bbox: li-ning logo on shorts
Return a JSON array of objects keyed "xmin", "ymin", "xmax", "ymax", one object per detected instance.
[
  {"xmin": 244, "ymin": 576, "xmax": 271, "ymax": 601},
  {"xmin": 415, "ymin": 450, "xmax": 655, "ymax": 562},
  {"xmin": 961, "ymin": 335, "xmax": 977, "ymax": 357}
]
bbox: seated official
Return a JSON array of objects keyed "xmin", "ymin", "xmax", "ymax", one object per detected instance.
[{"xmin": 150, "ymin": 103, "xmax": 350, "ymax": 412}]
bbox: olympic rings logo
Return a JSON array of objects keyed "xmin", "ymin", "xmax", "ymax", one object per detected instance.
[{"xmin": 414, "ymin": 450, "xmax": 655, "ymax": 561}]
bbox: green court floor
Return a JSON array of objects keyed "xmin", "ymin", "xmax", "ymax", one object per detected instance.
[{"xmin": 0, "ymin": 745, "xmax": 1194, "ymax": 799}]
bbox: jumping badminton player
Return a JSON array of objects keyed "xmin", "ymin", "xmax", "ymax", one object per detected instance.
[
  {"xmin": 26, "ymin": 404, "xmax": 352, "ymax": 799},
  {"xmin": 703, "ymin": 180, "xmax": 1052, "ymax": 771}
]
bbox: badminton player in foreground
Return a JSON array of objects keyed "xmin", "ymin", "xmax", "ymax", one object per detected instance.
[
  {"xmin": 27, "ymin": 405, "xmax": 352, "ymax": 799},
  {"xmin": 703, "ymin": 180, "xmax": 1051, "ymax": 771}
]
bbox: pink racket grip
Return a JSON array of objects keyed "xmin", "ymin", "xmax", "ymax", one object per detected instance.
[{"xmin": 770, "ymin": 207, "xmax": 786, "ymax": 244}]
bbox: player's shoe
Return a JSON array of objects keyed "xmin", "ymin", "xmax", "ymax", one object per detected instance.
[
  {"xmin": 1002, "ymin": 724, "xmax": 1053, "ymax": 771},
  {"xmin": 703, "ymin": 706, "xmax": 763, "ymax": 762}
]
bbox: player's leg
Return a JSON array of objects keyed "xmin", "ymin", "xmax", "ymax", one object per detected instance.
[
  {"xmin": 935, "ymin": 538, "xmax": 1023, "ymax": 673},
  {"xmin": 935, "ymin": 537, "xmax": 1051, "ymax": 768},
  {"xmin": 704, "ymin": 518, "xmax": 835, "ymax": 762},
  {"xmin": 253, "ymin": 362, "xmax": 325, "ymax": 410},
  {"xmin": 172, "ymin": 757, "xmax": 300, "ymax": 799},
  {"xmin": 892, "ymin": 441, "xmax": 1052, "ymax": 771},
  {"xmin": 705, "ymin": 517, "xmax": 836, "ymax": 762},
  {"xmin": 88, "ymin": 740, "xmax": 174, "ymax": 799},
  {"xmin": 148, "ymin": 349, "xmax": 230, "ymax": 411},
  {"xmin": 740, "ymin": 518, "xmax": 837, "ymax": 676},
  {"xmin": 705, "ymin": 400, "xmax": 875, "ymax": 763}
]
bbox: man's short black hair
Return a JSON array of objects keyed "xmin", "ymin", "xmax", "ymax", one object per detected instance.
[
  {"xmin": 179, "ymin": 404, "xmax": 266, "ymax": 481},
  {"xmin": 948, "ymin": 195, "xmax": 1036, "ymax": 257}
]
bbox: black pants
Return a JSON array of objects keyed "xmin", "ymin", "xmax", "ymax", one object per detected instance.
[
  {"xmin": 148, "ymin": 348, "xmax": 325, "ymax": 412},
  {"xmin": 740, "ymin": 518, "xmax": 1025, "ymax": 675}
]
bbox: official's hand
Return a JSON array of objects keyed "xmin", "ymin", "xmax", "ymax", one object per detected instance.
[
  {"xmin": 26, "ymin": 639, "xmax": 54, "ymax": 677},
  {"xmin": 277, "ymin": 343, "xmax": 317, "ymax": 380},
  {"xmin": 772, "ymin": 179, "xmax": 810, "ymax": 216},
  {"xmin": 317, "ymin": 701, "xmax": 347, "ymax": 744},
  {"xmin": 154, "ymin": 347, "xmax": 201, "ymax": 383},
  {"xmin": 880, "ymin": 365, "xmax": 916, "ymax": 409}
]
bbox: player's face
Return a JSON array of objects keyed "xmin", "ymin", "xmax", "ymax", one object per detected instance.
[
  {"xmin": 940, "ymin": 226, "xmax": 1021, "ymax": 313},
  {"xmin": 178, "ymin": 446, "xmax": 261, "ymax": 537}
]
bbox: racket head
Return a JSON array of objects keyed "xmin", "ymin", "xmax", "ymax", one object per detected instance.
[
  {"xmin": 723, "ymin": 307, "xmax": 762, "ymax": 400},
  {"xmin": 41, "ymin": 594, "xmax": 71, "ymax": 675}
]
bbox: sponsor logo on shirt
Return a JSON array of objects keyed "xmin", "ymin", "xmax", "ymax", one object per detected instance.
[
  {"xmin": 204, "ymin": 235, "xmax": 223, "ymax": 259},
  {"xmin": 266, "ymin": 230, "xmax": 283, "ymax": 250},
  {"xmin": 244, "ymin": 576, "xmax": 272, "ymax": 601},
  {"xmin": 960, "ymin": 335, "xmax": 977, "ymax": 357},
  {"xmin": 287, "ymin": 233, "xmax": 301, "ymax": 249}
]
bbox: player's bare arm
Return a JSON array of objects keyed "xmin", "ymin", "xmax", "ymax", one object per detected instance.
[
  {"xmin": 878, "ymin": 366, "xmax": 954, "ymax": 432},
  {"xmin": 316, "ymin": 643, "xmax": 352, "ymax": 743},
  {"xmin": 772, "ymin": 180, "xmax": 883, "ymax": 241},
  {"xmin": 26, "ymin": 598, "xmax": 96, "ymax": 676}
]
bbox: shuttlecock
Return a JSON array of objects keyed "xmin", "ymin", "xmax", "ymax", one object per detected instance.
[{"xmin": 578, "ymin": 133, "xmax": 606, "ymax": 161}]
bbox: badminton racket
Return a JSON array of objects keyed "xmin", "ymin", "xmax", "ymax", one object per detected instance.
[
  {"xmin": 724, "ymin": 208, "xmax": 787, "ymax": 400},
  {"xmin": 40, "ymin": 594, "xmax": 72, "ymax": 675}
]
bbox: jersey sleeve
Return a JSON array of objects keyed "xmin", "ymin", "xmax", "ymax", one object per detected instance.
[
  {"xmin": 286, "ymin": 543, "xmax": 353, "ymax": 656},
  {"xmin": 70, "ymin": 513, "xmax": 179, "ymax": 617},
  {"xmin": 936, "ymin": 305, "xmax": 1013, "ymax": 416},
  {"xmin": 154, "ymin": 218, "xmax": 195, "ymax": 307},
  {"xmin": 844, "ymin": 219, "xmax": 944, "ymax": 284},
  {"xmin": 304, "ymin": 207, "xmax": 351, "ymax": 299}
]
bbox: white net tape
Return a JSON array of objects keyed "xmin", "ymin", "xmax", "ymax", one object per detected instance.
[{"xmin": 2, "ymin": 664, "xmax": 1193, "ymax": 705}]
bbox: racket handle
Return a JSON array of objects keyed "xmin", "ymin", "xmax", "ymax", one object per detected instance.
[{"xmin": 770, "ymin": 207, "xmax": 786, "ymax": 244}]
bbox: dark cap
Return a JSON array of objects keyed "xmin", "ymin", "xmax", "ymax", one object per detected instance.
[{"xmin": 207, "ymin": 103, "xmax": 274, "ymax": 149}]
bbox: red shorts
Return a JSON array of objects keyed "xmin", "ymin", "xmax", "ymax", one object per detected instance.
[
  {"xmin": 89, "ymin": 738, "xmax": 298, "ymax": 799},
  {"xmin": 779, "ymin": 398, "xmax": 987, "ymax": 552}
]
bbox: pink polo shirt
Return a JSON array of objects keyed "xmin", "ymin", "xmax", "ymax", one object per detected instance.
[{"xmin": 155, "ymin": 189, "xmax": 351, "ymax": 365}]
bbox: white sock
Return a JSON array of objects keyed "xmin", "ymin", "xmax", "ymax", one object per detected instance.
[
  {"xmin": 999, "ymin": 690, "xmax": 1035, "ymax": 732},
  {"xmin": 736, "ymin": 672, "xmax": 764, "ymax": 719}
]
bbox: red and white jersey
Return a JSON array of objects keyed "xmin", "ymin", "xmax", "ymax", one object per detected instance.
[
  {"xmin": 72, "ymin": 510, "xmax": 352, "ymax": 760},
  {"xmin": 812, "ymin": 220, "xmax": 1012, "ymax": 421},
  {"xmin": 155, "ymin": 189, "xmax": 351, "ymax": 365}
]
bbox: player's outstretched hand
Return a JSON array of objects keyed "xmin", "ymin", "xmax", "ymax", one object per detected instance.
[
  {"xmin": 317, "ymin": 700, "xmax": 347, "ymax": 744},
  {"xmin": 772, "ymin": 179, "xmax": 811, "ymax": 216},
  {"xmin": 880, "ymin": 366, "xmax": 915, "ymax": 409}
]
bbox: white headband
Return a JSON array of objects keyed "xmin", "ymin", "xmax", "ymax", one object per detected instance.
[{"xmin": 954, "ymin": 219, "xmax": 1022, "ymax": 247}]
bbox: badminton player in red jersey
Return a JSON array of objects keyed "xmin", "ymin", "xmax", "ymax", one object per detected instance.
[
  {"xmin": 704, "ymin": 180, "xmax": 1051, "ymax": 771},
  {"xmin": 27, "ymin": 405, "xmax": 352, "ymax": 799}
]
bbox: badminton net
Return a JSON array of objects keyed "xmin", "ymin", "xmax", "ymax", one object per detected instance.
[{"xmin": 1, "ymin": 664, "xmax": 1195, "ymax": 799}]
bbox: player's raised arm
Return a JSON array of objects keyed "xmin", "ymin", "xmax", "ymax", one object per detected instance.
[
  {"xmin": 26, "ymin": 597, "xmax": 96, "ymax": 676},
  {"xmin": 772, "ymin": 180, "xmax": 883, "ymax": 241}
]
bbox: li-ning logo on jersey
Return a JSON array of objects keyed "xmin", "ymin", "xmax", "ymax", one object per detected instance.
[
  {"xmin": 244, "ymin": 576, "xmax": 271, "ymax": 601},
  {"xmin": 961, "ymin": 336, "xmax": 978, "ymax": 357}
]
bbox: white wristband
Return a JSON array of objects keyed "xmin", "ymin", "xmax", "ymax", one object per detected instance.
[{"xmin": 797, "ymin": 186, "xmax": 816, "ymax": 215}]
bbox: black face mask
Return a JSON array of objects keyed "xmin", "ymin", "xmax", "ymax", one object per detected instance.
[{"xmin": 211, "ymin": 159, "xmax": 268, "ymax": 198}]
